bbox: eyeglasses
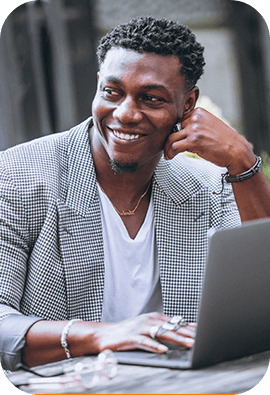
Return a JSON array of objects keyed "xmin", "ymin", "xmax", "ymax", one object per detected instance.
[{"xmin": 26, "ymin": 349, "xmax": 118, "ymax": 392}]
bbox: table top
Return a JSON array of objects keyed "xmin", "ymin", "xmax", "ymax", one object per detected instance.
[{"xmin": 8, "ymin": 350, "xmax": 270, "ymax": 394}]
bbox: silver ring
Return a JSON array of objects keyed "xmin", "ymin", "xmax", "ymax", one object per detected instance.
[
  {"xmin": 171, "ymin": 315, "xmax": 188, "ymax": 328},
  {"xmin": 160, "ymin": 316, "xmax": 187, "ymax": 332},
  {"xmin": 172, "ymin": 123, "xmax": 182, "ymax": 133},
  {"xmin": 149, "ymin": 325, "xmax": 160, "ymax": 339}
]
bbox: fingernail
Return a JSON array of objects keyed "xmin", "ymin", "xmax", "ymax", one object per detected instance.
[{"xmin": 158, "ymin": 344, "xmax": 168, "ymax": 352}]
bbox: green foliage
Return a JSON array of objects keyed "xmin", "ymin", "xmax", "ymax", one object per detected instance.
[{"xmin": 261, "ymin": 151, "xmax": 270, "ymax": 184}]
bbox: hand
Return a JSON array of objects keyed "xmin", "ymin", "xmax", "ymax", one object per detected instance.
[
  {"xmin": 23, "ymin": 313, "xmax": 196, "ymax": 367},
  {"xmin": 164, "ymin": 107, "xmax": 256, "ymax": 175},
  {"xmin": 93, "ymin": 312, "xmax": 196, "ymax": 354}
]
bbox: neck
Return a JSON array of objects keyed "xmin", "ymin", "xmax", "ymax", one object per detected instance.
[
  {"xmin": 89, "ymin": 126, "xmax": 158, "ymax": 238},
  {"xmin": 95, "ymin": 158, "xmax": 155, "ymax": 210}
]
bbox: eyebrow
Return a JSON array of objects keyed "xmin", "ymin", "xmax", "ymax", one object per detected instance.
[
  {"xmin": 103, "ymin": 76, "xmax": 122, "ymax": 85},
  {"xmin": 141, "ymin": 83, "xmax": 168, "ymax": 91},
  {"xmin": 102, "ymin": 77, "xmax": 168, "ymax": 91}
]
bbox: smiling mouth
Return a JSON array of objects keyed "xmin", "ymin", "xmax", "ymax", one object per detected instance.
[{"xmin": 111, "ymin": 129, "xmax": 142, "ymax": 141}]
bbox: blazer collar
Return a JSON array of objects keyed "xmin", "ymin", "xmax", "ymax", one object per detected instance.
[
  {"xmin": 153, "ymin": 155, "xmax": 204, "ymax": 206},
  {"xmin": 66, "ymin": 117, "xmax": 97, "ymax": 216}
]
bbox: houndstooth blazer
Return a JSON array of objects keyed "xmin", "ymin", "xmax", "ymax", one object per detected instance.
[{"xmin": 0, "ymin": 117, "xmax": 241, "ymax": 324}]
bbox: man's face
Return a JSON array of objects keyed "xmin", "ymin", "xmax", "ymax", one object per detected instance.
[{"xmin": 92, "ymin": 47, "xmax": 189, "ymax": 172}]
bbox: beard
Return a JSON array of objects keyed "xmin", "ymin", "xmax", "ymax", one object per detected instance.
[{"xmin": 110, "ymin": 158, "xmax": 139, "ymax": 173}]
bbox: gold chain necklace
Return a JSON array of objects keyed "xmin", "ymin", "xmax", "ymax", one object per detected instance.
[{"xmin": 98, "ymin": 181, "xmax": 151, "ymax": 216}]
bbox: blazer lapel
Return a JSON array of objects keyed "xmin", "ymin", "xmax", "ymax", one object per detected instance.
[
  {"xmin": 153, "ymin": 157, "xmax": 210, "ymax": 322},
  {"xmin": 58, "ymin": 119, "xmax": 104, "ymax": 322}
]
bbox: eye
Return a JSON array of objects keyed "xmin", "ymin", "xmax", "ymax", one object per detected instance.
[
  {"xmin": 102, "ymin": 87, "xmax": 121, "ymax": 100},
  {"xmin": 143, "ymin": 95, "xmax": 165, "ymax": 104}
]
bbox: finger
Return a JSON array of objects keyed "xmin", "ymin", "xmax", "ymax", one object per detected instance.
[
  {"xmin": 163, "ymin": 128, "xmax": 188, "ymax": 160},
  {"xmin": 164, "ymin": 136, "xmax": 193, "ymax": 160},
  {"xmin": 187, "ymin": 323, "xmax": 197, "ymax": 332},
  {"xmin": 137, "ymin": 336, "xmax": 168, "ymax": 354},
  {"xmin": 179, "ymin": 108, "xmax": 195, "ymax": 126},
  {"xmin": 168, "ymin": 326, "xmax": 195, "ymax": 340},
  {"xmin": 117, "ymin": 335, "xmax": 168, "ymax": 354},
  {"xmin": 164, "ymin": 108, "xmax": 202, "ymax": 160},
  {"xmin": 156, "ymin": 330, "xmax": 195, "ymax": 348},
  {"xmin": 175, "ymin": 325, "xmax": 196, "ymax": 339}
]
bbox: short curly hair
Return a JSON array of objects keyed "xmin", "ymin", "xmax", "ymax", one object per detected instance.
[{"xmin": 97, "ymin": 16, "xmax": 205, "ymax": 91}]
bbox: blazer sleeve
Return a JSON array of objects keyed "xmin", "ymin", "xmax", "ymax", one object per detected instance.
[
  {"xmin": 0, "ymin": 314, "xmax": 44, "ymax": 371},
  {"xmin": 0, "ymin": 159, "xmax": 30, "ymax": 319},
  {"xmin": 0, "ymin": 158, "xmax": 45, "ymax": 371},
  {"xmin": 219, "ymin": 180, "xmax": 241, "ymax": 229}
]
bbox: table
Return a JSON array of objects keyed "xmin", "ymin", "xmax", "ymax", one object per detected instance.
[{"xmin": 8, "ymin": 350, "xmax": 270, "ymax": 394}]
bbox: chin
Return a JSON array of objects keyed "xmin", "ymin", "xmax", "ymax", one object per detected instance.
[{"xmin": 110, "ymin": 159, "xmax": 139, "ymax": 174}]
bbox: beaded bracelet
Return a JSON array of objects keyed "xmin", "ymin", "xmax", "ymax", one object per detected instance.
[{"xmin": 213, "ymin": 155, "xmax": 262, "ymax": 195}]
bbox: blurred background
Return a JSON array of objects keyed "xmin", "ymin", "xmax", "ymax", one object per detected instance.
[{"xmin": 0, "ymin": 0, "xmax": 269, "ymax": 178}]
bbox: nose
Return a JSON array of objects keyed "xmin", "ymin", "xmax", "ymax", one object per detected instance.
[{"xmin": 113, "ymin": 96, "xmax": 143, "ymax": 123}]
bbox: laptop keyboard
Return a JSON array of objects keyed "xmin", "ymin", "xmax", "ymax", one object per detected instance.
[
  {"xmin": 114, "ymin": 347, "xmax": 193, "ymax": 369},
  {"xmin": 149, "ymin": 348, "xmax": 192, "ymax": 362}
]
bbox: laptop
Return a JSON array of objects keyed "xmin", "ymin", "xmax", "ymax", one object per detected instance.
[{"xmin": 114, "ymin": 217, "xmax": 270, "ymax": 369}]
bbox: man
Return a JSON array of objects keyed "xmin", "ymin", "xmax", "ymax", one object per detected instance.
[{"xmin": 0, "ymin": 16, "xmax": 270, "ymax": 371}]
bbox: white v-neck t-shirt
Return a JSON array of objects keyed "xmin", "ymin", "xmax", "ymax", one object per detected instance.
[{"xmin": 97, "ymin": 184, "xmax": 163, "ymax": 322}]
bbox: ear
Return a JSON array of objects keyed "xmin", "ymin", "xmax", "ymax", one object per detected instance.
[{"xmin": 182, "ymin": 86, "xmax": 199, "ymax": 118}]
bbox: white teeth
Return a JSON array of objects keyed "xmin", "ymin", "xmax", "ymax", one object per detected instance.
[{"xmin": 112, "ymin": 130, "xmax": 140, "ymax": 141}]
